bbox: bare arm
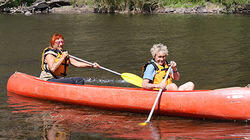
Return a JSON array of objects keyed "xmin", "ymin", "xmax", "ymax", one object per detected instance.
[
  {"xmin": 69, "ymin": 57, "xmax": 99, "ymax": 68},
  {"xmin": 45, "ymin": 54, "xmax": 66, "ymax": 72},
  {"xmin": 69, "ymin": 57, "xmax": 92, "ymax": 68},
  {"xmin": 172, "ymin": 67, "xmax": 180, "ymax": 80},
  {"xmin": 142, "ymin": 79, "xmax": 165, "ymax": 90},
  {"xmin": 170, "ymin": 61, "xmax": 180, "ymax": 80}
]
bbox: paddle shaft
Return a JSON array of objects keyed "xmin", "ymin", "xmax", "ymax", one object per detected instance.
[
  {"xmin": 69, "ymin": 55, "xmax": 122, "ymax": 76},
  {"xmin": 145, "ymin": 65, "xmax": 172, "ymax": 123}
]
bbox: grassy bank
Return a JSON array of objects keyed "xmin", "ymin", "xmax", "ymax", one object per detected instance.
[
  {"xmin": 83, "ymin": 0, "xmax": 250, "ymax": 13},
  {"xmin": 2, "ymin": 0, "xmax": 250, "ymax": 13}
]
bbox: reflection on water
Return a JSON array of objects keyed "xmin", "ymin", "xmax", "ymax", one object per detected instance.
[
  {"xmin": 1, "ymin": 14, "xmax": 250, "ymax": 139},
  {"xmin": 6, "ymin": 92, "xmax": 250, "ymax": 139}
]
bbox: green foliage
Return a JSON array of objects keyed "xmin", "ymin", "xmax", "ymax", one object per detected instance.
[
  {"xmin": 160, "ymin": 0, "xmax": 206, "ymax": 7},
  {"xmin": 91, "ymin": 0, "xmax": 249, "ymax": 13},
  {"xmin": 7, "ymin": 0, "xmax": 36, "ymax": 7},
  {"xmin": 70, "ymin": 0, "xmax": 94, "ymax": 7},
  {"xmin": 4, "ymin": 0, "xmax": 250, "ymax": 13},
  {"xmin": 209, "ymin": 0, "xmax": 250, "ymax": 12},
  {"xmin": 93, "ymin": 0, "xmax": 160, "ymax": 12},
  {"xmin": 209, "ymin": 0, "xmax": 249, "ymax": 6}
]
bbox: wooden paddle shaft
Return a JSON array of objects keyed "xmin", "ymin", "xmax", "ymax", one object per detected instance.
[{"xmin": 69, "ymin": 55, "xmax": 122, "ymax": 76}]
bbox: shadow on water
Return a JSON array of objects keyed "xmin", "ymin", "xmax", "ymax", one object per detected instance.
[{"xmin": 5, "ymin": 92, "xmax": 250, "ymax": 140}]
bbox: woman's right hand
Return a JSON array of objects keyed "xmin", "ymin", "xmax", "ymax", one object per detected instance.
[
  {"xmin": 157, "ymin": 82, "xmax": 166, "ymax": 90},
  {"xmin": 62, "ymin": 51, "xmax": 69, "ymax": 58}
]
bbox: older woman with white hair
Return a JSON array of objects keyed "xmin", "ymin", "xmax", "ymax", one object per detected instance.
[{"xmin": 142, "ymin": 43, "xmax": 194, "ymax": 91}]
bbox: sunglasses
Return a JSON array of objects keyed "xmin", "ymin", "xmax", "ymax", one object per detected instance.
[{"xmin": 55, "ymin": 40, "xmax": 65, "ymax": 45}]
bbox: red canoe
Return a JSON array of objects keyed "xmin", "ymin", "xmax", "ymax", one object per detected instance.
[{"xmin": 7, "ymin": 72, "xmax": 250, "ymax": 120}]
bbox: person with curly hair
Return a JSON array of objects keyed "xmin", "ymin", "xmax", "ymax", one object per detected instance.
[{"xmin": 142, "ymin": 43, "xmax": 194, "ymax": 91}]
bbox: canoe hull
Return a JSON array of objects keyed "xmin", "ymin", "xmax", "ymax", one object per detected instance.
[{"xmin": 7, "ymin": 72, "xmax": 250, "ymax": 120}]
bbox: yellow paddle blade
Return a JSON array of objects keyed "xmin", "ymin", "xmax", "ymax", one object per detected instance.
[
  {"xmin": 138, "ymin": 122, "xmax": 147, "ymax": 126},
  {"xmin": 121, "ymin": 73, "xmax": 143, "ymax": 87}
]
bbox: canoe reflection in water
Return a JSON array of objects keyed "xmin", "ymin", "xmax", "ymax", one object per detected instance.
[
  {"xmin": 7, "ymin": 92, "xmax": 250, "ymax": 140},
  {"xmin": 7, "ymin": 92, "xmax": 158, "ymax": 140},
  {"xmin": 8, "ymin": 92, "xmax": 72, "ymax": 140}
]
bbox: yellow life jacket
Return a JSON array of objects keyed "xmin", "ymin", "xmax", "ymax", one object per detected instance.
[
  {"xmin": 152, "ymin": 61, "xmax": 172, "ymax": 86},
  {"xmin": 41, "ymin": 47, "xmax": 70, "ymax": 77},
  {"xmin": 142, "ymin": 60, "xmax": 173, "ymax": 86}
]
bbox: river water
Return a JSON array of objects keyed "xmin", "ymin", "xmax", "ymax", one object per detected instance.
[{"xmin": 0, "ymin": 13, "xmax": 250, "ymax": 139}]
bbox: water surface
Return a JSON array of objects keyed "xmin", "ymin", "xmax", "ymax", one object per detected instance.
[{"xmin": 0, "ymin": 13, "xmax": 250, "ymax": 139}]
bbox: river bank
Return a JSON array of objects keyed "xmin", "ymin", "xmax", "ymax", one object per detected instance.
[
  {"xmin": 50, "ymin": 2, "xmax": 249, "ymax": 14},
  {"xmin": 1, "ymin": 0, "xmax": 250, "ymax": 15}
]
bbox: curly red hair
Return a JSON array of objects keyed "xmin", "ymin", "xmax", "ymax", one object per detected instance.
[{"xmin": 50, "ymin": 33, "xmax": 64, "ymax": 46}]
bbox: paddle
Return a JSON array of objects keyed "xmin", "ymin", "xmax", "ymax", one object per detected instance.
[
  {"xmin": 139, "ymin": 65, "xmax": 172, "ymax": 126},
  {"xmin": 69, "ymin": 55, "xmax": 143, "ymax": 87}
]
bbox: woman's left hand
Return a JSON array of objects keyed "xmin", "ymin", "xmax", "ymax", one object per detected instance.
[{"xmin": 170, "ymin": 61, "xmax": 177, "ymax": 68}]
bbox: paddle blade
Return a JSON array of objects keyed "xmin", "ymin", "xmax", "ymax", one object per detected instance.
[
  {"xmin": 138, "ymin": 122, "xmax": 147, "ymax": 126},
  {"xmin": 121, "ymin": 73, "xmax": 143, "ymax": 87}
]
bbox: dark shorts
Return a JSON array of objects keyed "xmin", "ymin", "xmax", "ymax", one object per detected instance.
[{"xmin": 48, "ymin": 77, "xmax": 84, "ymax": 85}]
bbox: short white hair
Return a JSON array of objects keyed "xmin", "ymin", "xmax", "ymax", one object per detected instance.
[{"xmin": 150, "ymin": 43, "xmax": 168, "ymax": 58}]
